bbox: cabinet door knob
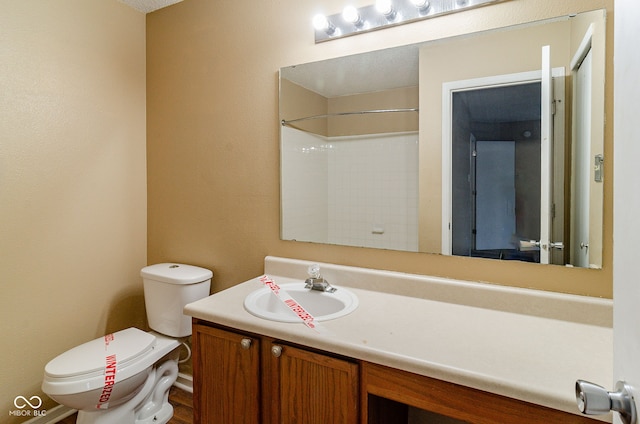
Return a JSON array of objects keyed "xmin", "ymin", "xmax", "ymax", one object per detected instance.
[
  {"xmin": 271, "ymin": 345, "xmax": 283, "ymax": 358},
  {"xmin": 240, "ymin": 338, "xmax": 252, "ymax": 350}
]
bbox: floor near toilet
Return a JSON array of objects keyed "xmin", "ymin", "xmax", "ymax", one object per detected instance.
[{"xmin": 57, "ymin": 386, "xmax": 193, "ymax": 424}]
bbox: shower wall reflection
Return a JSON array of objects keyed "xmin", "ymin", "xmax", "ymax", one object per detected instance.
[{"xmin": 281, "ymin": 126, "xmax": 419, "ymax": 251}]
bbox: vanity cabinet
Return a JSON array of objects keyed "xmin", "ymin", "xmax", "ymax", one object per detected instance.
[
  {"xmin": 192, "ymin": 320, "xmax": 359, "ymax": 424},
  {"xmin": 361, "ymin": 363, "xmax": 598, "ymax": 424},
  {"xmin": 193, "ymin": 320, "xmax": 598, "ymax": 424}
]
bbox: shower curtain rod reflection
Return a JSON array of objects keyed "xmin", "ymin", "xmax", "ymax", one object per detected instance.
[{"xmin": 281, "ymin": 108, "xmax": 419, "ymax": 127}]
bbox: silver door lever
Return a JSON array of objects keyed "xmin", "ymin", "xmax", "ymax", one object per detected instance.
[{"xmin": 576, "ymin": 380, "xmax": 637, "ymax": 424}]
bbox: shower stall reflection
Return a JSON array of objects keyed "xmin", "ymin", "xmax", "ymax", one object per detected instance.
[{"xmin": 281, "ymin": 125, "xmax": 419, "ymax": 251}]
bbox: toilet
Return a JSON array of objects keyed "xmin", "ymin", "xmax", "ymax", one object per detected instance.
[{"xmin": 42, "ymin": 263, "xmax": 212, "ymax": 424}]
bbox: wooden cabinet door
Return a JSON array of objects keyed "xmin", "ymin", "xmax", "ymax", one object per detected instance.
[
  {"xmin": 192, "ymin": 323, "xmax": 260, "ymax": 424},
  {"xmin": 268, "ymin": 342, "xmax": 359, "ymax": 424}
]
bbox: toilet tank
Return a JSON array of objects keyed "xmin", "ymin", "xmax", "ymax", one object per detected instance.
[{"xmin": 141, "ymin": 263, "xmax": 213, "ymax": 337}]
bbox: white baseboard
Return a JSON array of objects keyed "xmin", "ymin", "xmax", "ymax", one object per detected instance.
[
  {"xmin": 22, "ymin": 404, "xmax": 76, "ymax": 424},
  {"xmin": 173, "ymin": 372, "xmax": 193, "ymax": 393},
  {"xmin": 27, "ymin": 374, "xmax": 192, "ymax": 423}
]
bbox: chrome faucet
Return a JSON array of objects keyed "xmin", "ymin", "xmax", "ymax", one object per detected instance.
[{"xmin": 304, "ymin": 264, "xmax": 337, "ymax": 293}]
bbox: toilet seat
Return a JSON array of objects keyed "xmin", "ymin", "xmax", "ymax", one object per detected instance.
[{"xmin": 42, "ymin": 328, "xmax": 165, "ymax": 396}]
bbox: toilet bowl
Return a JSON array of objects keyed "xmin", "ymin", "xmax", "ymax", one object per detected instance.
[{"xmin": 42, "ymin": 263, "xmax": 212, "ymax": 424}]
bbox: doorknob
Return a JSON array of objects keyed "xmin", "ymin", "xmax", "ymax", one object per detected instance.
[{"xmin": 575, "ymin": 380, "xmax": 637, "ymax": 424}]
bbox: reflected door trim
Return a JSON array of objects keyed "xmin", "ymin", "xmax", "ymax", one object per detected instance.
[
  {"xmin": 571, "ymin": 25, "xmax": 595, "ymax": 268},
  {"xmin": 540, "ymin": 45, "xmax": 553, "ymax": 264}
]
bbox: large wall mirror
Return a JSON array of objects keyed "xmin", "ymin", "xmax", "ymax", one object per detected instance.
[{"xmin": 280, "ymin": 9, "xmax": 606, "ymax": 269}]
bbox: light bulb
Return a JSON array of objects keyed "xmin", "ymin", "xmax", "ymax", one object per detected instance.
[
  {"xmin": 376, "ymin": 0, "xmax": 396, "ymax": 19},
  {"xmin": 410, "ymin": 0, "xmax": 430, "ymax": 11},
  {"xmin": 312, "ymin": 14, "xmax": 335, "ymax": 34},
  {"xmin": 342, "ymin": 5, "xmax": 363, "ymax": 26},
  {"xmin": 375, "ymin": 0, "xmax": 392, "ymax": 15}
]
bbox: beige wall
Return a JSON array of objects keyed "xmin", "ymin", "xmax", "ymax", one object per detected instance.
[
  {"xmin": 147, "ymin": 0, "xmax": 613, "ymax": 299},
  {"xmin": 0, "ymin": 1, "xmax": 147, "ymax": 421},
  {"xmin": 328, "ymin": 86, "xmax": 419, "ymax": 135},
  {"xmin": 280, "ymin": 79, "xmax": 328, "ymax": 136},
  {"xmin": 281, "ymin": 80, "xmax": 418, "ymax": 135}
]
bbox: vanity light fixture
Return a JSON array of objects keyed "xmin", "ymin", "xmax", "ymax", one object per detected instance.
[{"xmin": 313, "ymin": 0, "xmax": 511, "ymax": 43}]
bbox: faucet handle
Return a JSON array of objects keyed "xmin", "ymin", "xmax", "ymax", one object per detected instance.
[{"xmin": 308, "ymin": 264, "xmax": 321, "ymax": 279}]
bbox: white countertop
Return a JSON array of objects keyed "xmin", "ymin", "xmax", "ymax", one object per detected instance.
[{"xmin": 184, "ymin": 257, "xmax": 613, "ymax": 421}]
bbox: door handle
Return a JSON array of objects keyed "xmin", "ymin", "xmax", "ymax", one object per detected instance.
[
  {"xmin": 520, "ymin": 240, "xmax": 564, "ymax": 250},
  {"xmin": 575, "ymin": 380, "xmax": 637, "ymax": 424}
]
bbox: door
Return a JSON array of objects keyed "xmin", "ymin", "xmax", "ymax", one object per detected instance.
[
  {"xmin": 443, "ymin": 60, "xmax": 563, "ymax": 262},
  {"xmin": 192, "ymin": 324, "xmax": 260, "ymax": 424},
  {"xmin": 475, "ymin": 140, "xmax": 516, "ymax": 250},
  {"xmin": 578, "ymin": 2, "xmax": 640, "ymax": 423},
  {"xmin": 442, "ymin": 71, "xmax": 541, "ymax": 257},
  {"xmin": 613, "ymin": 0, "xmax": 640, "ymax": 421},
  {"xmin": 572, "ymin": 46, "xmax": 593, "ymax": 268},
  {"xmin": 539, "ymin": 45, "xmax": 553, "ymax": 264},
  {"xmin": 269, "ymin": 342, "xmax": 359, "ymax": 424}
]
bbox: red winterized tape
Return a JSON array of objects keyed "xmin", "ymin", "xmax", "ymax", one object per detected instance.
[{"xmin": 259, "ymin": 275, "xmax": 329, "ymax": 333}]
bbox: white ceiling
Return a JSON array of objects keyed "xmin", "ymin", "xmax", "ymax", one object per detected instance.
[
  {"xmin": 282, "ymin": 44, "xmax": 420, "ymax": 98},
  {"xmin": 119, "ymin": 0, "xmax": 182, "ymax": 14},
  {"xmin": 282, "ymin": 42, "xmax": 541, "ymax": 123}
]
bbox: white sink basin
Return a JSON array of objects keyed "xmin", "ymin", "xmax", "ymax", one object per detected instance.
[{"xmin": 243, "ymin": 283, "xmax": 358, "ymax": 323}]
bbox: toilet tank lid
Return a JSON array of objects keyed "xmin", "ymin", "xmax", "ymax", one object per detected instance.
[
  {"xmin": 44, "ymin": 328, "xmax": 156, "ymax": 379},
  {"xmin": 140, "ymin": 263, "xmax": 213, "ymax": 285}
]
